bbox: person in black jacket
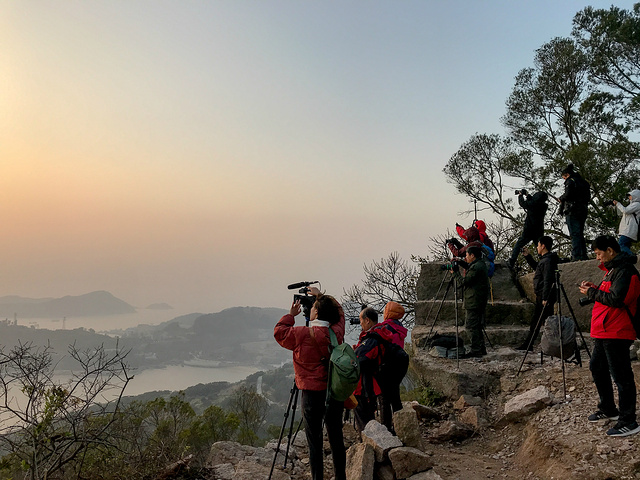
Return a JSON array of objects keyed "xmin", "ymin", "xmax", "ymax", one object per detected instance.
[
  {"xmin": 507, "ymin": 190, "xmax": 548, "ymax": 268},
  {"xmin": 558, "ymin": 163, "xmax": 590, "ymax": 261},
  {"xmin": 517, "ymin": 235, "xmax": 559, "ymax": 351}
]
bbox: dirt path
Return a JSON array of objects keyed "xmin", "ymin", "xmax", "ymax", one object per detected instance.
[{"xmin": 427, "ymin": 427, "xmax": 543, "ymax": 480}]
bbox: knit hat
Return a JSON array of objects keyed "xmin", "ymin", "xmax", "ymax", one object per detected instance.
[{"xmin": 383, "ymin": 301, "xmax": 405, "ymax": 320}]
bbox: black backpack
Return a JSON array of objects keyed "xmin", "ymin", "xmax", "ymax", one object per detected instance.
[{"xmin": 368, "ymin": 331, "xmax": 409, "ymax": 385}]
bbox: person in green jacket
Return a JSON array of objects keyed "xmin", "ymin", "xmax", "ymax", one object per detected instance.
[{"xmin": 454, "ymin": 245, "xmax": 490, "ymax": 357}]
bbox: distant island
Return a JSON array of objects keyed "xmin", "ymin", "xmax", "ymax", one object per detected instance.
[{"xmin": 0, "ymin": 291, "xmax": 136, "ymax": 318}]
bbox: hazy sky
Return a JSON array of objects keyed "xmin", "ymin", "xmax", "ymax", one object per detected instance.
[{"xmin": 1, "ymin": 1, "xmax": 632, "ymax": 314}]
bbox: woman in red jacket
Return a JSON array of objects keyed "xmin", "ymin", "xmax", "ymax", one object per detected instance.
[{"xmin": 274, "ymin": 288, "xmax": 346, "ymax": 480}]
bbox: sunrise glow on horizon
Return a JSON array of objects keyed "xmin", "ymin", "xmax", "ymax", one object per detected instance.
[{"xmin": 1, "ymin": 1, "xmax": 631, "ymax": 313}]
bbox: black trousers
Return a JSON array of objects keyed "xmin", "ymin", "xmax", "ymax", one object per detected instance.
[
  {"xmin": 301, "ymin": 389, "xmax": 346, "ymax": 480},
  {"xmin": 465, "ymin": 308, "xmax": 486, "ymax": 354},
  {"xmin": 353, "ymin": 393, "xmax": 377, "ymax": 433},
  {"xmin": 590, "ymin": 338, "xmax": 637, "ymax": 425},
  {"xmin": 509, "ymin": 227, "xmax": 542, "ymax": 265},
  {"xmin": 379, "ymin": 379, "xmax": 403, "ymax": 432}
]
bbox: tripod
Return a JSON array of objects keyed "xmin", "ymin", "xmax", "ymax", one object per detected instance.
[
  {"xmin": 425, "ymin": 267, "xmax": 493, "ymax": 366},
  {"xmin": 517, "ymin": 270, "xmax": 592, "ymax": 399},
  {"xmin": 425, "ymin": 270, "xmax": 462, "ymax": 367},
  {"xmin": 268, "ymin": 382, "xmax": 301, "ymax": 479}
]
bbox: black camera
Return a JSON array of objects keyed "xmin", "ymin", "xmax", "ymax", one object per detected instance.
[
  {"xmin": 603, "ymin": 200, "xmax": 615, "ymax": 207},
  {"xmin": 515, "ymin": 189, "xmax": 528, "ymax": 196},
  {"xmin": 293, "ymin": 289, "xmax": 316, "ymax": 319},
  {"xmin": 349, "ymin": 303, "xmax": 369, "ymax": 325},
  {"xmin": 579, "ymin": 296, "xmax": 594, "ymax": 307},
  {"xmin": 288, "ymin": 280, "xmax": 319, "ymax": 320},
  {"xmin": 440, "ymin": 261, "xmax": 459, "ymax": 272}
]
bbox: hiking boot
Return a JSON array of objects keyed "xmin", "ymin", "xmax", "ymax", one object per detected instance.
[
  {"xmin": 606, "ymin": 421, "xmax": 640, "ymax": 437},
  {"xmin": 588, "ymin": 411, "xmax": 619, "ymax": 422}
]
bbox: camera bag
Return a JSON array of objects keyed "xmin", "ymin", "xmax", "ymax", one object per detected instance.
[{"xmin": 540, "ymin": 315, "xmax": 576, "ymax": 360}]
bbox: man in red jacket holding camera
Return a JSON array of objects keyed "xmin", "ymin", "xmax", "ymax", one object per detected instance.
[{"xmin": 580, "ymin": 235, "xmax": 640, "ymax": 437}]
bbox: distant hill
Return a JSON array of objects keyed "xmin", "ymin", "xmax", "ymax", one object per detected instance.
[{"xmin": 0, "ymin": 291, "xmax": 136, "ymax": 318}]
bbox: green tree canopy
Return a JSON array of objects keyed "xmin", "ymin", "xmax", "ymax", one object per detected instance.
[{"xmin": 444, "ymin": 5, "xmax": 640, "ymax": 257}]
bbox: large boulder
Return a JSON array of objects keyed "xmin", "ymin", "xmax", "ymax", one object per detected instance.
[
  {"xmin": 362, "ymin": 420, "xmax": 403, "ymax": 462},
  {"xmin": 503, "ymin": 385, "xmax": 554, "ymax": 422},
  {"xmin": 388, "ymin": 447, "xmax": 434, "ymax": 479},
  {"xmin": 345, "ymin": 443, "xmax": 375, "ymax": 480},
  {"xmin": 393, "ymin": 406, "xmax": 426, "ymax": 449}
]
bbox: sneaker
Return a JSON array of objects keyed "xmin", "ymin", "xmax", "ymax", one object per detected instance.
[
  {"xmin": 606, "ymin": 421, "xmax": 640, "ymax": 437},
  {"xmin": 588, "ymin": 411, "xmax": 619, "ymax": 422}
]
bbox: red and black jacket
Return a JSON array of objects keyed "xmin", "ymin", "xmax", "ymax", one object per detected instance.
[
  {"xmin": 353, "ymin": 324, "xmax": 394, "ymax": 398},
  {"xmin": 587, "ymin": 253, "xmax": 640, "ymax": 340}
]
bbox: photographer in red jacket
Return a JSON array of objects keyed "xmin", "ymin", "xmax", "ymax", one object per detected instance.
[
  {"xmin": 274, "ymin": 288, "xmax": 346, "ymax": 480},
  {"xmin": 579, "ymin": 235, "xmax": 640, "ymax": 437}
]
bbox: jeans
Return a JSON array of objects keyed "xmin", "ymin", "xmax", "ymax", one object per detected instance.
[
  {"xmin": 566, "ymin": 212, "xmax": 588, "ymax": 260},
  {"xmin": 301, "ymin": 389, "xmax": 346, "ymax": 480},
  {"xmin": 590, "ymin": 338, "xmax": 637, "ymax": 425},
  {"xmin": 619, "ymin": 235, "xmax": 634, "ymax": 256},
  {"xmin": 465, "ymin": 308, "xmax": 486, "ymax": 354}
]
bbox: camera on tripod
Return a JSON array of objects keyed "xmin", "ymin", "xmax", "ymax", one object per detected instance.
[
  {"xmin": 579, "ymin": 296, "xmax": 594, "ymax": 307},
  {"xmin": 515, "ymin": 188, "xmax": 528, "ymax": 196},
  {"xmin": 440, "ymin": 261, "xmax": 459, "ymax": 272},
  {"xmin": 287, "ymin": 280, "xmax": 319, "ymax": 319}
]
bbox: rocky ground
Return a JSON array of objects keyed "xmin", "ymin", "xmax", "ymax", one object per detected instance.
[
  {"xmin": 415, "ymin": 347, "xmax": 640, "ymax": 480},
  {"xmin": 166, "ymin": 346, "xmax": 640, "ymax": 479}
]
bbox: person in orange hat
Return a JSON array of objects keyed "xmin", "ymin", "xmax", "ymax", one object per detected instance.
[{"xmin": 378, "ymin": 301, "xmax": 408, "ymax": 429}]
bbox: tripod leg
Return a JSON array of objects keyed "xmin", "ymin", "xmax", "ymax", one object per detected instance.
[
  {"xmin": 560, "ymin": 282, "xmax": 591, "ymax": 359},
  {"xmin": 556, "ymin": 272, "xmax": 567, "ymax": 400},
  {"xmin": 270, "ymin": 383, "xmax": 299, "ymax": 480},
  {"xmin": 424, "ymin": 271, "xmax": 450, "ymax": 329},
  {"xmin": 425, "ymin": 277, "xmax": 455, "ymax": 344},
  {"xmin": 454, "ymin": 276, "xmax": 460, "ymax": 368},
  {"xmin": 282, "ymin": 387, "xmax": 300, "ymax": 468},
  {"xmin": 483, "ymin": 327, "xmax": 493, "ymax": 350},
  {"xmin": 517, "ymin": 304, "xmax": 550, "ymax": 376}
]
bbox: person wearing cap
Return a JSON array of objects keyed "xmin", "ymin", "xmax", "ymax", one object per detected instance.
[
  {"xmin": 558, "ymin": 163, "xmax": 591, "ymax": 261},
  {"xmin": 378, "ymin": 301, "xmax": 408, "ymax": 429},
  {"xmin": 613, "ymin": 190, "xmax": 640, "ymax": 258}
]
